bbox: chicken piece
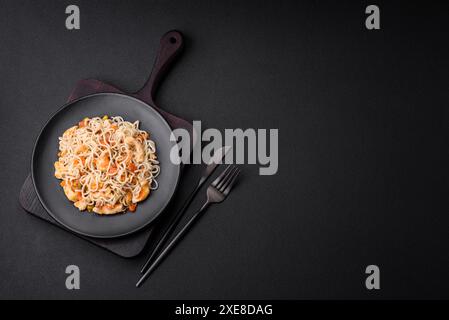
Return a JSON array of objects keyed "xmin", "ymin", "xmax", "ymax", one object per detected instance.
[
  {"xmin": 91, "ymin": 188, "xmax": 112, "ymax": 201},
  {"xmin": 124, "ymin": 192, "xmax": 132, "ymax": 205},
  {"xmin": 96, "ymin": 152, "xmax": 110, "ymax": 172},
  {"xmin": 74, "ymin": 200, "xmax": 88, "ymax": 211},
  {"xmin": 132, "ymin": 183, "xmax": 150, "ymax": 203},
  {"xmin": 75, "ymin": 144, "xmax": 88, "ymax": 154},
  {"xmin": 63, "ymin": 183, "xmax": 78, "ymax": 202},
  {"xmin": 125, "ymin": 136, "xmax": 145, "ymax": 163},
  {"xmin": 93, "ymin": 203, "xmax": 124, "ymax": 215},
  {"xmin": 54, "ymin": 161, "xmax": 64, "ymax": 179}
]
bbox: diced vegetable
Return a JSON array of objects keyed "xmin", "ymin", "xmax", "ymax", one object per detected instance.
[
  {"xmin": 128, "ymin": 203, "xmax": 137, "ymax": 212},
  {"xmin": 127, "ymin": 162, "xmax": 137, "ymax": 172}
]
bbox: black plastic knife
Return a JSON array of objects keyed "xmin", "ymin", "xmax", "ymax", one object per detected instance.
[{"xmin": 140, "ymin": 145, "xmax": 231, "ymax": 273}]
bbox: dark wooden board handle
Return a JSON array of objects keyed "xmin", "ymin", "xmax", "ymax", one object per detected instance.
[{"xmin": 135, "ymin": 30, "xmax": 184, "ymax": 106}]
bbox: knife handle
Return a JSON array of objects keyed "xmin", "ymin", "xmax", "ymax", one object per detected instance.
[
  {"xmin": 136, "ymin": 202, "xmax": 211, "ymax": 287},
  {"xmin": 140, "ymin": 182, "xmax": 200, "ymax": 273}
]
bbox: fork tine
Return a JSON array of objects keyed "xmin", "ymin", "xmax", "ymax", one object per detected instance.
[
  {"xmin": 216, "ymin": 166, "xmax": 235, "ymax": 190},
  {"xmin": 212, "ymin": 164, "xmax": 232, "ymax": 187},
  {"xmin": 215, "ymin": 165, "xmax": 234, "ymax": 189},
  {"xmin": 217, "ymin": 166, "xmax": 237, "ymax": 191},
  {"xmin": 222, "ymin": 169, "xmax": 240, "ymax": 195}
]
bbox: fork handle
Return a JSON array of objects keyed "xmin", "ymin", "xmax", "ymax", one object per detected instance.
[{"xmin": 136, "ymin": 201, "xmax": 211, "ymax": 287}]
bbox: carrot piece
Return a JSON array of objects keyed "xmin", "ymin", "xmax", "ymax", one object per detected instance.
[
  {"xmin": 108, "ymin": 163, "xmax": 118, "ymax": 174},
  {"xmin": 127, "ymin": 162, "xmax": 137, "ymax": 172},
  {"xmin": 128, "ymin": 203, "xmax": 137, "ymax": 212},
  {"xmin": 78, "ymin": 118, "xmax": 89, "ymax": 127}
]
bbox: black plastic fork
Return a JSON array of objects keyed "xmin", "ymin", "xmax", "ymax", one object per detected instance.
[{"xmin": 136, "ymin": 165, "xmax": 241, "ymax": 287}]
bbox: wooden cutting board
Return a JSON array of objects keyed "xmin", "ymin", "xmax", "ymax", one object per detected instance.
[{"xmin": 19, "ymin": 30, "xmax": 192, "ymax": 258}]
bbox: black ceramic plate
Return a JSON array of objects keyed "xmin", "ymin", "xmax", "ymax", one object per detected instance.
[{"xmin": 31, "ymin": 93, "xmax": 180, "ymax": 238}]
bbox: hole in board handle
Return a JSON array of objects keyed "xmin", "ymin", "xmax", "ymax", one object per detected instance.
[{"xmin": 169, "ymin": 37, "xmax": 177, "ymax": 44}]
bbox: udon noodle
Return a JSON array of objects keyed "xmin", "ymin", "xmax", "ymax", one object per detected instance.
[{"xmin": 54, "ymin": 116, "xmax": 159, "ymax": 214}]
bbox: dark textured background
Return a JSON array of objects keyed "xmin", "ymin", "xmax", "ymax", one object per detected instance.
[{"xmin": 0, "ymin": 0, "xmax": 448, "ymax": 299}]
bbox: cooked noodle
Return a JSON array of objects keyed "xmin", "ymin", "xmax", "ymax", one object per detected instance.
[{"xmin": 54, "ymin": 116, "xmax": 159, "ymax": 214}]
